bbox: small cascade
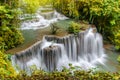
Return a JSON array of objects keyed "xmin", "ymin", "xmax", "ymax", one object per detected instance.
[
  {"xmin": 41, "ymin": 45, "xmax": 62, "ymax": 71},
  {"xmin": 40, "ymin": 12, "xmax": 54, "ymax": 20},
  {"xmin": 20, "ymin": 7, "xmax": 68, "ymax": 30},
  {"xmin": 12, "ymin": 27, "xmax": 106, "ymax": 72},
  {"xmin": 12, "ymin": 40, "xmax": 66, "ymax": 72}
]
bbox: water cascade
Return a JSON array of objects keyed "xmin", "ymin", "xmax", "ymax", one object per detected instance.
[
  {"xmin": 20, "ymin": 7, "xmax": 68, "ymax": 30},
  {"xmin": 12, "ymin": 27, "xmax": 106, "ymax": 72}
]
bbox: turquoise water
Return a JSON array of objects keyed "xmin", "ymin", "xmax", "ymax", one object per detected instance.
[
  {"xmin": 21, "ymin": 29, "xmax": 37, "ymax": 44},
  {"xmin": 21, "ymin": 19, "xmax": 73, "ymax": 44},
  {"xmin": 96, "ymin": 49, "xmax": 120, "ymax": 72}
]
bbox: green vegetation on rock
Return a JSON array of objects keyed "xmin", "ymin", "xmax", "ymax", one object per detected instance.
[{"xmin": 68, "ymin": 21, "xmax": 81, "ymax": 35}]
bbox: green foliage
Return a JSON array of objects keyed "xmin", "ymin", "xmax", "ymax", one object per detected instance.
[
  {"xmin": 19, "ymin": 0, "xmax": 41, "ymax": 13},
  {"xmin": 68, "ymin": 21, "xmax": 81, "ymax": 35},
  {"xmin": 53, "ymin": 0, "xmax": 120, "ymax": 42},
  {"xmin": 117, "ymin": 55, "xmax": 120, "ymax": 63},
  {"xmin": 1, "ymin": 62, "xmax": 120, "ymax": 79},
  {"xmin": 0, "ymin": 1, "xmax": 24, "ymax": 50},
  {"xmin": 0, "ymin": 28, "xmax": 24, "ymax": 50},
  {"xmin": 0, "ymin": 0, "xmax": 19, "ymax": 8},
  {"xmin": 50, "ymin": 23, "xmax": 59, "ymax": 34},
  {"xmin": 108, "ymin": 24, "xmax": 120, "ymax": 50},
  {"xmin": 0, "ymin": 51, "xmax": 17, "ymax": 79},
  {"xmin": 114, "ymin": 30, "xmax": 120, "ymax": 50},
  {"xmin": 19, "ymin": 0, "xmax": 52, "ymax": 14},
  {"xmin": 3, "ymin": 64, "xmax": 120, "ymax": 80}
]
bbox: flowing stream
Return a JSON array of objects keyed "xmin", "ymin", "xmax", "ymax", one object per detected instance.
[
  {"xmin": 20, "ymin": 6, "xmax": 68, "ymax": 30},
  {"xmin": 11, "ymin": 6, "xmax": 120, "ymax": 73}
]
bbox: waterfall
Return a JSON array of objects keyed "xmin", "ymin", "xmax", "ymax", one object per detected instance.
[
  {"xmin": 20, "ymin": 9, "xmax": 68, "ymax": 30},
  {"xmin": 12, "ymin": 27, "xmax": 106, "ymax": 72}
]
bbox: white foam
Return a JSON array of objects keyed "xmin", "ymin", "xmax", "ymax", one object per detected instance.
[{"xmin": 20, "ymin": 9, "xmax": 68, "ymax": 30}]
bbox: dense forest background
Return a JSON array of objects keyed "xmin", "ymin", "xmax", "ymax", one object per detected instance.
[
  {"xmin": 0, "ymin": 0, "xmax": 120, "ymax": 79},
  {"xmin": 52, "ymin": 0, "xmax": 120, "ymax": 49}
]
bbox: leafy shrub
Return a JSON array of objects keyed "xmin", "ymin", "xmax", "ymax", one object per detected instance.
[
  {"xmin": 68, "ymin": 21, "xmax": 81, "ymax": 35},
  {"xmin": 0, "ymin": 3, "xmax": 24, "ymax": 50},
  {"xmin": 0, "ymin": 51, "xmax": 17, "ymax": 79},
  {"xmin": 0, "ymin": 37, "xmax": 5, "ymax": 51},
  {"xmin": 114, "ymin": 30, "xmax": 120, "ymax": 50},
  {"xmin": 117, "ymin": 55, "xmax": 120, "ymax": 63},
  {"xmin": 0, "ymin": 28, "xmax": 24, "ymax": 50}
]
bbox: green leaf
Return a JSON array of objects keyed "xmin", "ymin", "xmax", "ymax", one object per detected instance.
[{"xmin": 110, "ymin": 20, "xmax": 116, "ymax": 25}]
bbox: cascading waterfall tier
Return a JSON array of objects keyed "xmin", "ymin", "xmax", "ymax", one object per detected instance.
[
  {"xmin": 20, "ymin": 9, "xmax": 68, "ymax": 30},
  {"xmin": 42, "ymin": 45, "xmax": 62, "ymax": 71},
  {"xmin": 12, "ymin": 27, "xmax": 106, "ymax": 72}
]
